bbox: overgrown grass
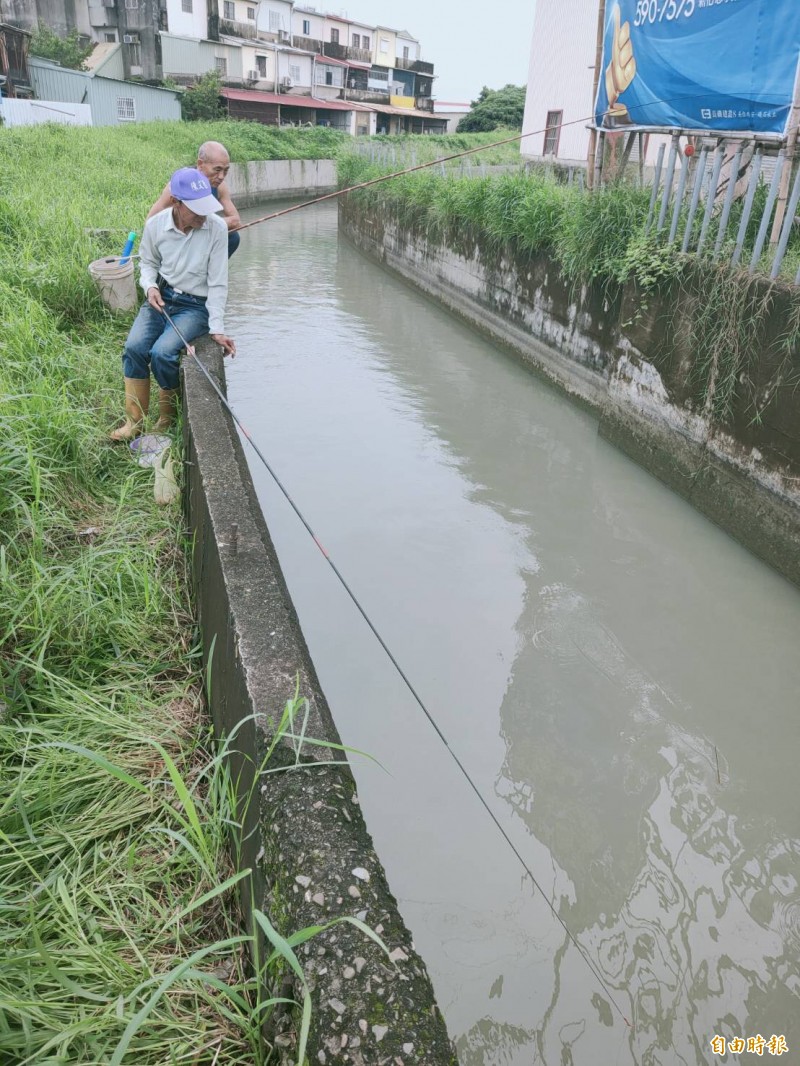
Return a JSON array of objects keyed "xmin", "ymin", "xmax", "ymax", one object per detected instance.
[
  {"xmin": 338, "ymin": 151, "xmax": 800, "ymax": 289},
  {"xmin": 0, "ymin": 121, "xmax": 373, "ymax": 1063}
]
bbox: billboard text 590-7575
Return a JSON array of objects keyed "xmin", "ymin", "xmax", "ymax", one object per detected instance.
[{"xmin": 594, "ymin": 0, "xmax": 800, "ymax": 136}]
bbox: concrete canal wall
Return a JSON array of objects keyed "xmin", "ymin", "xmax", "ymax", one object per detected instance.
[
  {"xmin": 339, "ymin": 198, "xmax": 800, "ymax": 588},
  {"xmin": 227, "ymin": 159, "xmax": 337, "ymax": 205},
  {"xmin": 182, "ymin": 343, "xmax": 456, "ymax": 1065}
]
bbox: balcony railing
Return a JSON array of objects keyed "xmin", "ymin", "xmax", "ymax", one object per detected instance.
[
  {"xmin": 321, "ymin": 41, "xmax": 372, "ymax": 63},
  {"xmin": 411, "ymin": 59, "xmax": 433, "ymax": 75},
  {"xmin": 219, "ymin": 17, "xmax": 257, "ymax": 39},
  {"xmin": 340, "ymin": 87, "xmax": 389, "ymax": 103},
  {"xmin": 292, "ymin": 34, "xmax": 323, "ymax": 52},
  {"xmin": 415, "ymin": 96, "xmax": 434, "ymax": 112}
]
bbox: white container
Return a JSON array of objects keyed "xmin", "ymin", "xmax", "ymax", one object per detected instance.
[{"xmin": 88, "ymin": 257, "xmax": 137, "ymax": 313}]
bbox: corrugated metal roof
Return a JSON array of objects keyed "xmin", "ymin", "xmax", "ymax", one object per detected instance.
[{"xmin": 220, "ymin": 87, "xmax": 371, "ymax": 111}]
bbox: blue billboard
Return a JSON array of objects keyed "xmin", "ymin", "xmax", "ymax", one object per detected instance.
[{"xmin": 594, "ymin": 0, "xmax": 800, "ymax": 136}]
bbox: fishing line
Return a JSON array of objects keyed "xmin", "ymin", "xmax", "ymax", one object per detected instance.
[{"xmin": 159, "ymin": 307, "xmax": 633, "ymax": 1028}]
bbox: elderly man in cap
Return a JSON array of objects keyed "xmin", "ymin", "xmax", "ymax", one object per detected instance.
[
  {"xmin": 147, "ymin": 140, "xmax": 242, "ymax": 258},
  {"xmin": 110, "ymin": 167, "xmax": 236, "ymax": 442}
]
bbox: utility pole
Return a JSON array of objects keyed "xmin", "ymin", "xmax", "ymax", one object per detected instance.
[
  {"xmin": 587, "ymin": 0, "xmax": 607, "ymax": 189},
  {"xmin": 771, "ymin": 58, "xmax": 800, "ymax": 245}
]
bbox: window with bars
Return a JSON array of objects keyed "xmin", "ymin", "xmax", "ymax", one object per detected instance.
[
  {"xmin": 223, "ymin": 1, "xmax": 234, "ymax": 18},
  {"xmin": 215, "ymin": 55, "xmax": 228, "ymax": 74},
  {"xmin": 124, "ymin": 0, "xmax": 138, "ymax": 9},
  {"xmin": 543, "ymin": 109, "xmax": 562, "ymax": 156},
  {"xmin": 362, "ymin": 34, "xmax": 369, "ymax": 49},
  {"xmin": 302, "ymin": 18, "xmax": 310, "ymax": 34},
  {"xmin": 104, "ymin": 31, "xmax": 116, "ymax": 41},
  {"xmin": 289, "ymin": 63, "xmax": 301, "ymax": 82},
  {"xmin": 247, "ymin": 6, "xmax": 255, "ymax": 18},
  {"xmin": 352, "ymin": 32, "xmax": 359, "ymax": 47},
  {"xmin": 117, "ymin": 97, "xmax": 136, "ymax": 121},
  {"xmin": 269, "ymin": 10, "xmax": 281, "ymax": 29},
  {"xmin": 256, "ymin": 54, "xmax": 267, "ymax": 76},
  {"xmin": 330, "ymin": 28, "xmax": 339, "ymax": 43}
]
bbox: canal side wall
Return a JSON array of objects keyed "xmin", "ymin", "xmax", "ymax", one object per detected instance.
[
  {"xmin": 182, "ymin": 342, "xmax": 456, "ymax": 1065},
  {"xmin": 227, "ymin": 159, "xmax": 337, "ymax": 206},
  {"xmin": 339, "ymin": 199, "xmax": 800, "ymax": 587}
]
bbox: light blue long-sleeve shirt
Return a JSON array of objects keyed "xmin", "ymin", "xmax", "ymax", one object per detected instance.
[{"xmin": 139, "ymin": 207, "xmax": 229, "ymax": 334}]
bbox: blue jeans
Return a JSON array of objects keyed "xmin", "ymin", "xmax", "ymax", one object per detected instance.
[
  {"xmin": 122, "ymin": 289, "xmax": 209, "ymax": 390},
  {"xmin": 228, "ymin": 230, "xmax": 240, "ymax": 258}
]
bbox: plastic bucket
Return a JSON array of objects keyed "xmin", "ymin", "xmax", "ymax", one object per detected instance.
[{"xmin": 88, "ymin": 257, "xmax": 137, "ymax": 313}]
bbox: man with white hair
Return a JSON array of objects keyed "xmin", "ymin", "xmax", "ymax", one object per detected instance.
[{"xmin": 147, "ymin": 140, "xmax": 242, "ymax": 257}]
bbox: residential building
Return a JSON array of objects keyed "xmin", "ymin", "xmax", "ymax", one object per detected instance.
[{"xmin": 1, "ymin": 0, "xmax": 445, "ymax": 135}]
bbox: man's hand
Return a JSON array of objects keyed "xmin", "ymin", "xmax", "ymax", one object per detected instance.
[
  {"xmin": 147, "ymin": 286, "xmax": 165, "ymax": 311},
  {"xmin": 211, "ymin": 333, "xmax": 236, "ymax": 357},
  {"xmin": 605, "ymin": 4, "xmax": 636, "ymax": 116}
]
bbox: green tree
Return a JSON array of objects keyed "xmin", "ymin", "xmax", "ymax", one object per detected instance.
[
  {"xmin": 181, "ymin": 70, "xmax": 225, "ymax": 122},
  {"xmin": 29, "ymin": 22, "xmax": 93, "ymax": 70},
  {"xmin": 457, "ymin": 84, "xmax": 526, "ymax": 133}
]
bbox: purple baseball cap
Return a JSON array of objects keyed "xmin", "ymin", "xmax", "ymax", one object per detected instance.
[{"xmin": 169, "ymin": 167, "xmax": 222, "ymax": 216}]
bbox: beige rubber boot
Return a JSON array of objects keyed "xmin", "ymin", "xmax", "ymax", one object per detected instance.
[
  {"xmin": 109, "ymin": 377, "xmax": 150, "ymax": 442},
  {"xmin": 153, "ymin": 387, "xmax": 179, "ymax": 431}
]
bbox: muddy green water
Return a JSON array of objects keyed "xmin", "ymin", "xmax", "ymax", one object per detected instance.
[{"xmin": 225, "ymin": 201, "xmax": 800, "ymax": 1065}]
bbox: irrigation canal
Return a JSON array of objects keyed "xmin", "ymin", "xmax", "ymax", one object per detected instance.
[{"xmin": 225, "ymin": 200, "xmax": 800, "ymax": 1065}]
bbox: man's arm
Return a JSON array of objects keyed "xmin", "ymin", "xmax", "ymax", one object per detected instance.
[
  {"xmin": 146, "ymin": 182, "xmax": 172, "ymax": 221},
  {"xmin": 206, "ymin": 220, "xmax": 235, "ymax": 354},
  {"xmin": 139, "ymin": 217, "xmax": 165, "ymax": 310},
  {"xmin": 216, "ymin": 180, "xmax": 241, "ymax": 231}
]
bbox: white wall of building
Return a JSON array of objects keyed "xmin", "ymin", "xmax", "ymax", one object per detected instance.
[
  {"xmin": 166, "ymin": 0, "xmax": 209, "ymax": 42},
  {"xmin": 521, "ymin": 0, "xmax": 597, "ymax": 163},
  {"xmin": 257, "ymin": 0, "xmax": 291, "ymax": 40},
  {"xmin": 292, "ymin": 6, "xmax": 324, "ymax": 41},
  {"xmin": 276, "ymin": 49, "xmax": 312, "ymax": 90},
  {"xmin": 395, "ymin": 34, "xmax": 419, "ymax": 64}
]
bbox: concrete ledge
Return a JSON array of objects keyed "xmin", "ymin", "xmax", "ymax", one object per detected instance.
[
  {"xmin": 228, "ymin": 159, "xmax": 337, "ymax": 206},
  {"xmin": 182, "ymin": 340, "xmax": 456, "ymax": 1065}
]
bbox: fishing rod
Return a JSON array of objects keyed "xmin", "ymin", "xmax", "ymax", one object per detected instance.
[{"xmin": 159, "ymin": 305, "xmax": 634, "ymax": 1029}]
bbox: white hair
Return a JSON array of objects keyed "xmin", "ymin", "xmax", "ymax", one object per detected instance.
[{"xmin": 197, "ymin": 141, "xmax": 230, "ymax": 162}]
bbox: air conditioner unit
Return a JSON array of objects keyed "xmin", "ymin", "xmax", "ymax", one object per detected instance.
[
  {"xmin": 281, "ymin": 75, "xmax": 292, "ymax": 88},
  {"xmin": 247, "ymin": 69, "xmax": 259, "ymax": 81},
  {"xmin": 278, "ymin": 29, "xmax": 289, "ymax": 42}
]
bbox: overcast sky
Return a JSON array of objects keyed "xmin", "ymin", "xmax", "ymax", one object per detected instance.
[{"xmin": 332, "ymin": 0, "xmax": 535, "ymax": 102}]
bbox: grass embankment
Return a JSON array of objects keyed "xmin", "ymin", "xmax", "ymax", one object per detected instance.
[
  {"xmin": 337, "ymin": 152, "xmax": 800, "ymax": 286},
  {"xmin": 0, "ymin": 122, "xmax": 350, "ymax": 1064}
]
